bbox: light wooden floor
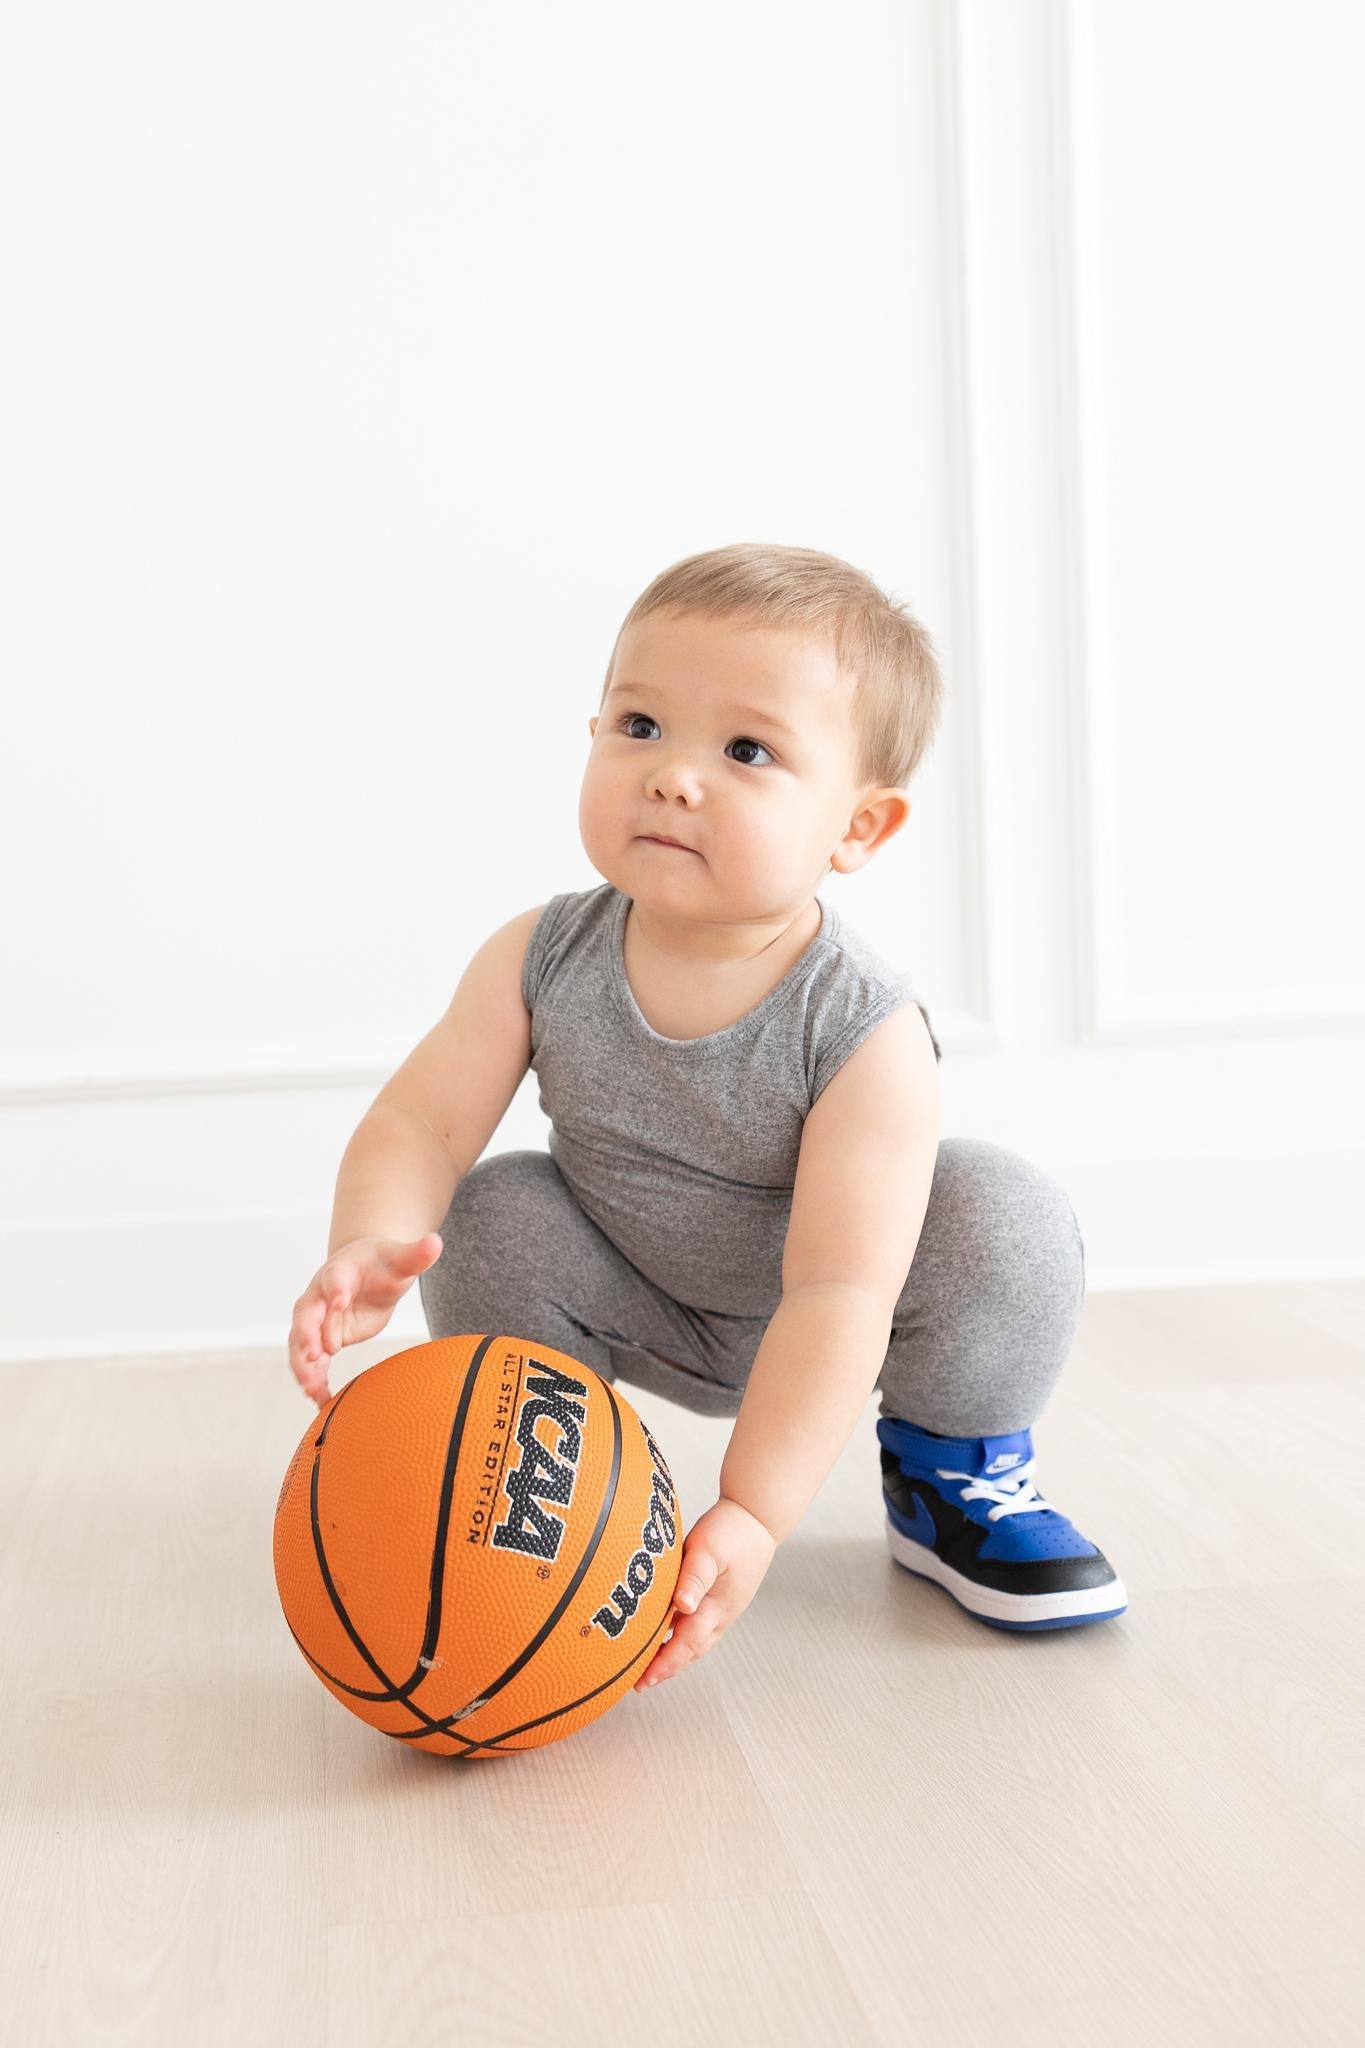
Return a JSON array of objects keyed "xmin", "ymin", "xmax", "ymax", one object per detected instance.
[{"xmin": 3, "ymin": 1280, "xmax": 1364, "ymax": 2047}]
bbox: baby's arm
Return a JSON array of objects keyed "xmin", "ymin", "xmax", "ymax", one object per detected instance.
[
  {"xmin": 720, "ymin": 1004, "xmax": 941, "ymax": 1542},
  {"xmin": 634, "ymin": 1007, "xmax": 941, "ymax": 1695},
  {"xmin": 330, "ymin": 902, "xmax": 546, "ymax": 1249},
  {"xmin": 286, "ymin": 904, "xmax": 545, "ymax": 1396},
  {"xmin": 635, "ymin": 1004, "xmax": 941, "ymax": 1691}
]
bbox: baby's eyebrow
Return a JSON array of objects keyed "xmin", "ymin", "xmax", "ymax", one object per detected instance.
[{"xmin": 608, "ymin": 681, "xmax": 803, "ymax": 741}]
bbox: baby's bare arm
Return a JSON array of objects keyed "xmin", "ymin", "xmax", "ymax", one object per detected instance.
[
  {"xmin": 722, "ymin": 1006, "xmax": 940, "ymax": 1539},
  {"xmin": 327, "ymin": 1105, "xmax": 459, "ymax": 1253},
  {"xmin": 330, "ymin": 901, "xmax": 546, "ymax": 1247},
  {"xmin": 288, "ymin": 906, "xmax": 545, "ymax": 1398}
]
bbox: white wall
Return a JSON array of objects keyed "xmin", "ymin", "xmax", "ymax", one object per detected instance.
[{"xmin": 3, "ymin": 0, "xmax": 1361, "ymax": 1368}]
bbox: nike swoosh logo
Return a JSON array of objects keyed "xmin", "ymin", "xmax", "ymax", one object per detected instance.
[{"xmin": 889, "ymin": 1490, "xmax": 937, "ymax": 1548}]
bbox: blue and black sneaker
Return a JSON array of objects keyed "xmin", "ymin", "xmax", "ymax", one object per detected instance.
[{"xmin": 877, "ymin": 1416, "xmax": 1127, "ymax": 1631}]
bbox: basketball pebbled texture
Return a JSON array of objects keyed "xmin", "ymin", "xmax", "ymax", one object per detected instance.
[{"xmin": 272, "ymin": 1333, "xmax": 684, "ymax": 1759}]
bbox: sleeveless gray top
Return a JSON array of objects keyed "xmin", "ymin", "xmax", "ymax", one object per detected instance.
[{"xmin": 521, "ymin": 882, "xmax": 940, "ymax": 1319}]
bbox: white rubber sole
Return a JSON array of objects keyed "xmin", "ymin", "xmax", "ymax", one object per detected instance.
[{"xmin": 885, "ymin": 1517, "xmax": 1128, "ymax": 1626}]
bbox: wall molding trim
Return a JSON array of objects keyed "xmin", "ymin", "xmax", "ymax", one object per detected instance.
[
  {"xmin": 2, "ymin": 1135, "xmax": 1360, "ymax": 1368},
  {"xmin": 1053, "ymin": 0, "xmax": 1365, "ymax": 1050}
]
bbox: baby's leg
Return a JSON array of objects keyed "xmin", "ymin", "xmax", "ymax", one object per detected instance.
[
  {"xmin": 419, "ymin": 1149, "xmax": 748, "ymax": 1419},
  {"xmin": 873, "ymin": 1137, "xmax": 1126, "ymax": 1628},
  {"xmin": 876, "ymin": 1136, "xmax": 1086, "ymax": 1437}
]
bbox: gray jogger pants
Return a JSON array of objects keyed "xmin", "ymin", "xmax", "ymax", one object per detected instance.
[{"xmin": 418, "ymin": 1138, "xmax": 1086, "ymax": 1437}]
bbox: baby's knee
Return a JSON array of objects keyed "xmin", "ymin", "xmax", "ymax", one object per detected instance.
[
  {"xmin": 438, "ymin": 1147, "xmax": 556, "ymax": 1234},
  {"xmin": 423, "ymin": 1151, "xmax": 558, "ymax": 1327},
  {"xmin": 421, "ymin": 1149, "xmax": 616, "ymax": 1364},
  {"xmin": 931, "ymin": 1137, "xmax": 1083, "ymax": 1310}
]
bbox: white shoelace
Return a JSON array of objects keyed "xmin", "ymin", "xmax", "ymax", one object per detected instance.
[{"xmin": 934, "ymin": 1457, "xmax": 1057, "ymax": 1521}]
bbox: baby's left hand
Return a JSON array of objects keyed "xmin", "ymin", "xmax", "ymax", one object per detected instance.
[{"xmin": 633, "ymin": 1494, "xmax": 778, "ymax": 1692}]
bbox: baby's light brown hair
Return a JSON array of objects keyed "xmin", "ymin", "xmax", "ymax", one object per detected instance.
[{"xmin": 599, "ymin": 541, "xmax": 944, "ymax": 791}]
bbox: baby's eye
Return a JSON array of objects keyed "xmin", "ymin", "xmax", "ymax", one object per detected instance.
[{"xmin": 613, "ymin": 713, "xmax": 773, "ymax": 766}]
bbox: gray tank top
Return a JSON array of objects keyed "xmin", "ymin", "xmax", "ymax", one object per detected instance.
[{"xmin": 521, "ymin": 882, "xmax": 940, "ymax": 1318}]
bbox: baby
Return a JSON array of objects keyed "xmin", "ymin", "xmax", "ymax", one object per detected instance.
[{"xmin": 287, "ymin": 541, "xmax": 1126, "ymax": 1693}]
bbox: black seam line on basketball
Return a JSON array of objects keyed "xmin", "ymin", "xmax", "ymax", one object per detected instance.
[
  {"xmin": 300, "ymin": 1335, "xmax": 496, "ymax": 1739},
  {"xmin": 483, "ymin": 1348, "xmax": 525, "ymax": 1547},
  {"xmin": 287, "ymin": 1334, "xmax": 519, "ymax": 1758},
  {"xmin": 313, "ymin": 1371, "xmax": 361, "ymax": 1443},
  {"xmin": 298, "ymin": 1351, "xmax": 662, "ymax": 1759},
  {"xmin": 390, "ymin": 1378, "xmax": 665, "ymax": 1757},
  {"xmin": 441, "ymin": 1601, "xmax": 677, "ymax": 1761},
  {"xmin": 296, "ymin": 1346, "xmax": 630, "ymax": 1755},
  {"xmin": 393, "ymin": 1565, "xmax": 678, "ymax": 1758},
  {"xmin": 296, "ymin": 1343, "xmax": 485, "ymax": 1728},
  {"xmin": 440, "ymin": 1362, "xmax": 626, "ymax": 1726},
  {"xmin": 416, "ymin": 1334, "xmax": 494, "ymax": 1677},
  {"xmin": 278, "ymin": 1605, "xmax": 475, "ymax": 1754},
  {"xmin": 312, "ymin": 1334, "xmax": 492, "ymax": 1709}
]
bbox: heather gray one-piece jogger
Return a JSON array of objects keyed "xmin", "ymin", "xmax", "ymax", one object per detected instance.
[{"xmin": 419, "ymin": 885, "xmax": 1086, "ymax": 1438}]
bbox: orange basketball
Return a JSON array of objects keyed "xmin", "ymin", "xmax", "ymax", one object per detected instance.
[{"xmin": 272, "ymin": 1333, "xmax": 684, "ymax": 1759}]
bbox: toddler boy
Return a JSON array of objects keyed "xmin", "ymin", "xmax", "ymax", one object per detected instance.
[{"xmin": 288, "ymin": 542, "xmax": 1126, "ymax": 1694}]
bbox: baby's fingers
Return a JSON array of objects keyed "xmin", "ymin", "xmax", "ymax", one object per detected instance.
[
  {"xmin": 634, "ymin": 1609, "xmax": 718, "ymax": 1691},
  {"xmin": 289, "ymin": 1296, "xmax": 322, "ymax": 1368},
  {"xmin": 319, "ymin": 1284, "xmax": 353, "ymax": 1355}
]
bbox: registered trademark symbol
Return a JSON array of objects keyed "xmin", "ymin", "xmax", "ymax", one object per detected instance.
[
  {"xmin": 537, "ymin": 1565, "xmax": 550, "ymax": 1580},
  {"xmin": 580, "ymin": 1625, "xmax": 591, "ymax": 1636}
]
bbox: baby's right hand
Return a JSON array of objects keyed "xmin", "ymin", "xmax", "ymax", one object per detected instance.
[{"xmin": 288, "ymin": 1233, "xmax": 444, "ymax": 1407}]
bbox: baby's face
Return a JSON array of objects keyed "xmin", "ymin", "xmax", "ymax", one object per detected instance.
[{"xmin": 580, "ymin": 609, "xmax": 873, "ymax": 916}]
